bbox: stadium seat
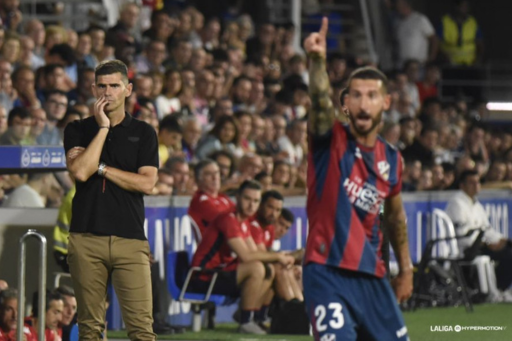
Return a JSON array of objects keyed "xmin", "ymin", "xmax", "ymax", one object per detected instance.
[
  {"xmin": 166, "ymin": 251, "xmax": 236, "ymax": 332},
  {"xmin": 411, "ymin": 209, "xmax": 476, "ymax": 312}
]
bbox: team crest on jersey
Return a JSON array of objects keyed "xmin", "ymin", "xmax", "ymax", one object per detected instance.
[
  {"xmin": 320, "ymin": 333, "xmax": 336, "ymax": 341},
  {"xmin": 355, "ymin": 147, "xmax": 362, "ymax": 159},
  {"xmin": 377, "ymin": 161, "xmax": 390, "ymax": 180}
]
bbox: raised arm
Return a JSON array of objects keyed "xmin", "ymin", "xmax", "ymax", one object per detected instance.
[
  {"xmin": 66, "ymin": 97, "xmax": 110, "ymax": 182},
  {"xmin": 384, "ymin": 193, "xmax": 413, "ymax": 303},
  {"xmin": 304, "ymin": 17, "xmax": 336, "ymax": 136}
]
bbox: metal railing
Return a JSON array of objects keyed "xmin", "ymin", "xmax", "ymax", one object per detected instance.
[{"xmin": 17, "ymin": 229, "xmax": 47, "ymax": 341}]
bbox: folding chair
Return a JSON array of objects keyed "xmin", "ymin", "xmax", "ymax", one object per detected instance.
[{"xmin": 167, "ymin": 251, "xmax": 236, "ymax": 332}]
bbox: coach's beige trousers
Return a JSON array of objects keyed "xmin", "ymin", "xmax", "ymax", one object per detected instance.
[{"xmin": 68, "ymin": 233, "xmax": 155, "ymax": 341}]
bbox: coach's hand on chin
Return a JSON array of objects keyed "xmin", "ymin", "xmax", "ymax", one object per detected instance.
[{"xmin": 392, "ymin": 269, "xmax": 413, "ymax": 303}]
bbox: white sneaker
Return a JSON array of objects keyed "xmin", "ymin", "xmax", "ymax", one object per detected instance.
[
  {"xmin": 486, "ymin": 292, "xmax": 503, "ymax": 303},
  {"xmin": 239, "ymin": 321, "xmax": 267, "ymax": 335},
  {"xmin": 500, "ymin": 290, "xmax": 512, "ymax": 303}
]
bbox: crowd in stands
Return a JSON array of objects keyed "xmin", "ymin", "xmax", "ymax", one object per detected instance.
[{"xmin": 0, "ymin": 0, "xmax": 510, "ymax": 208}]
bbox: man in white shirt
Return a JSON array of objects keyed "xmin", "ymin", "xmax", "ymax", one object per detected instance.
[
  {"xmin": 394, "ymin": 0, "xmax": 438, "ymax": 68},
  {"xmin": 446, "ymin": 170, "xmax": 512, "ymax": 292},
  {"xmin": 2, "ymin": 173, "xmax": 55, "ymax": 208},
  {"xmin": 277, "ymin": 119, "xmax": 307, "ymax": 167}
]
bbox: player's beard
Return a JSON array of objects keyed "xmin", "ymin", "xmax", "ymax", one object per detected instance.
[{"xmin": 349, "ymin": 109, "xmax": 382, "ymax": 136}]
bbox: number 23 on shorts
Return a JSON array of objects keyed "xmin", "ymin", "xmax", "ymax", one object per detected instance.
[{"xmin": 314, "ymin": 302, "xmax": 345, "ymax": 332}]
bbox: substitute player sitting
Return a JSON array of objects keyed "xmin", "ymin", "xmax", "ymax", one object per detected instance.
[
  {"xmin": 303, "ymin": 17, "xmax": 413, "ymax": 341},
  {"xmin": 190, "ymin": 180, "xmax": 294, "ymax": 335}
]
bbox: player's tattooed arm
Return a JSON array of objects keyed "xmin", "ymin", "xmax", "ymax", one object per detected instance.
[
  {"xmin": 309, "ymin": 56, "xmax": 335, "ymax": 136},
  {"xmin": 304, "ymin": 17, "xmax": 335, "ymax": 136},
  {"xmin": 384, "ymin": 194, "xmax": 413, "ymax": 273},
  {"xmin": 385, "ymin": 193, "xmax": 413, "ymax": 302}
]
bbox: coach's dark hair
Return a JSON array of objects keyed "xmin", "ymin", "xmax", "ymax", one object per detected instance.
[
  {"xmin": 194, "ymin": 159, "xmax": 217, "ymax": 181},
  {"xmin": 347, "ymin": 67, "xmax": 388, "ymax": 95},
  {"xmin": 459, "ymin": 169, "xmax": 479, "ymax": 185},
  {"xmin": 32, "ymin": 290, "xmax": 63, "ymax": 318},
  {"xmin": 95, "ymin": 59, "xmax": 129, "ymax": 83},
  {"xmin": 261, "ymin": 190, "xmax": 284, "ymax": 205},
  {"xmin": 238, "ymin": 180, "xmax": 262, "ymax": 196},
  {"xmin": 281, "ymin": 208, "xmax": 294, "ymax": 223}
]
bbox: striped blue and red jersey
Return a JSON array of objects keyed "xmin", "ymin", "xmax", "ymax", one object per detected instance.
[{"xmin": 305, "ymin": 122, "xmax": 403, "ymax": 278}]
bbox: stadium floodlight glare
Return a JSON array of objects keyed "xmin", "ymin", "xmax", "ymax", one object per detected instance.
[{"xmin": 486, "ymin": 102, "xmax": 512, "ymax": 111}]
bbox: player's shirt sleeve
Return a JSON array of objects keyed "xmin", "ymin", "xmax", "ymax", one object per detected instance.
[
  {"xmin": 217, "ymin": 213, "xmax": 246, "ymax": 240},
  {"xmin": 388, "ymin": 152, "xmax": 404, "ymax": 197},
  {"xmin": 250, "ymin": 221, "xmax": 264, "ymax": 245}
]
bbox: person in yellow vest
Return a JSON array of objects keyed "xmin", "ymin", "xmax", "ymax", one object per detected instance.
[
  {"xmin": 437, "ymin": 0, "xmax": 483, "ymax": 66},
  {"xmin": 53, "ymin": 186, "xmax": 76, "ymax": 273}
]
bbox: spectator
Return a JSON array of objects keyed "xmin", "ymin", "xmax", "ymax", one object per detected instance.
[
  {"xmin": 181, "ymin": 117, "xmax": 202, "ymax": 162},
  {"xmin": 0, "ymin": 107, "xmax": 32, "ymax": 145},
  {"xmin": 12, "ymin": 66, "xmax": 40, "ymax": 109},
  {"xmin": 153, "ymin": 169, "xmax": 174, "ymax": 196},
  {"xmin": 0, "ymin": 60, "xmax": 14, "ymax": 113},
  {"xmin": 188, "ymin": 159, "xmax": 235, "ymax": 240},
  {"xmin": 403, "ymin": 60, "xmax": 421, "ymax": 113},
  {"xmin": 402, "ymin": 160, "xmax": 422, "ymax": 192},
  {"xmin": 25, "ymin": 107, "xmax": 46, "ymax": 145},
  {"xmin": 394, "ymin": 0, "xmax": 437, "ymax": 68},
  {"xmin": 164, "ymin": 156, "xmax": 191, "ymax": 195},
  {"xmin": 254, "ymin": 172, "xmax": 273, "ymax": 192},
  {"xmin": 417, "ymin": 167, "xmax": 433, "ymax": 191},
  {"xmin": 438, "ymin": 0, "xmax": 483, "ymax": 65},
  {"xmin": 246, "ymin": 22, "xmax": 276, "ymax": 59},
  {"xmin": 190, "ymin": 180, "xmax": 294, "ymax": 335},
  {"xmin": 237, "ymin": 154, "xmax": 263, "ymax": 182},
  {"xmin": 155, "ymin": 69, "xmax": 181, "ymax": 119},
  {"xmin": 200, "ymin": 17, "xmax": 221, "ymax": 50},
  {"xmin": 38, "ymin": 90, "xmax": 69, "ymax": 146},
  {"xmin": 69, "ymin": 68, "xmax": 95, "ymax": 106},
  {"xmin": 26, "ymin": 291, "xmax": 64, "ymax": 341},
  {"xmin": 87, "ymin": 26, "xmax": 106, "ymax": 65},
  {"xmin": 195, "ymin": 115, "xmax": 241, "ymax": 160},
  {"xmin": 143, "ymin": 10, "xmax": 176, "ymax": 48},
  {"xmin": 402, "ymin": 124, "xmax": 439, "ymax": 168},
  {"xmin": 135, "ymin": 40, "xmax": 167, "ymax": 74},
  {"xmin": 55, "ymin": 286, "xmax": 77, "ymax": 341},
  {"xmin": 272, "ymin": 160, "xmax": 291, "ymax": 188},
  {"xmin": 19, "ymin": 35, "xmax": 45, "ymax": 71},
  {"xmin": 0, "ymin": 33, "xmax": 20, "ymax": 66},
  {"xmin": 381, "ymin": 121, "xmax": 401, "ymax": 147},
  {"xmin": 445, "ymin": 170, "xmax": 512, "ymax": 291},
  {"xmin": 193, "ymin": 69, "xmax": 215, "ymax": 125},
  {"xmin": 210, "ymin": 97, "xmax": 233, "ymax": 124},
  {"xmin": 1, "ymin": 173, "xmax": 57, "ymax": 208},
  {"xmin": 0, "ymin": 105, "xmax": 7, "ymax": 137},
  {"xmin": 416, "ymin": 62, "xmax": 440, "ymax": 104},
  {"xmin": 107, "ymin": 2, "xmax": 142, "ymax": 52},
  {"xmin": 167, "ymin": 39, "xmax": 193, "ymax": 71},
  {"xmin": 47, "ymin": 44, "xmax": 78, "ymax": 87},
  {"xmin": 465, "ymin": 123, "xmax": 489, "ymax": 165},
  {"xmin": 75, "ymin": 32, "xmax": 96, "ymax": 69},
  {"xmin": 209, "ymin": 150, "xmax": 236, "ymax": 185},
  {"xmin": 0, "ymin": 289, "xmax": 37, "ymax": 341},
  {"xmin": 327, "ymin": 53, "xmax": 347, "ymax": 83},
  {"xmin": 24, "ymin": 19, "xmax": 46, "ymax": 59},
  {"xmin": 42, "ymin": 64, "xmax": 69, "ymax": 94},
  {"xmin": 234, "ymin": 111, "xmax": 253, "ymax": 154},
  {"xmin": 158, "ymin": 115, "xmax": 182, "ymax": 166},
  {"xmin": 231, "ymin": 76, "xmax": 252, "ymax": 113},
  {"xmin": 278, "ymin": 119, "xmax": 307, "ymax": 167},
  {"xmin": 133, "ymin": 74, "xmax": 153, "ymax": 100}
]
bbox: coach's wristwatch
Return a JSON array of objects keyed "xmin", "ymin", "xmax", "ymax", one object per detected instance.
[{"xmin": 98, "ymin": 162, "xmax": 107, "ymax": 177}]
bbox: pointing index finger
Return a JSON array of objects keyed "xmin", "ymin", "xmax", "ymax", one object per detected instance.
[{"xmin": 319, "ymin": 16, "xmax": 329, "ymax": 38}]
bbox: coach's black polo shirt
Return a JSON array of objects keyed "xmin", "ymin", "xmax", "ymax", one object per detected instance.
[{"xmin": 63, "ymin": 113, "xmax": 158, "ymax": 240}]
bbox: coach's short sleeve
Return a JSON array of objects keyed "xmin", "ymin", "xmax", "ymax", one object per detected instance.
[
  {"xmin": 63, "ymin": 120, "xmax": 84, "ymax": 154},
  {"xmin": 137, "ymin": 124, "xmax": 159, "ymax": 169}
]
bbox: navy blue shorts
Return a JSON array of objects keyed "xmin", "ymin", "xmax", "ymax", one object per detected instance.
[{"xmin": 303, "ymin": 263, "xmax": 409, "ymax": 341}]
